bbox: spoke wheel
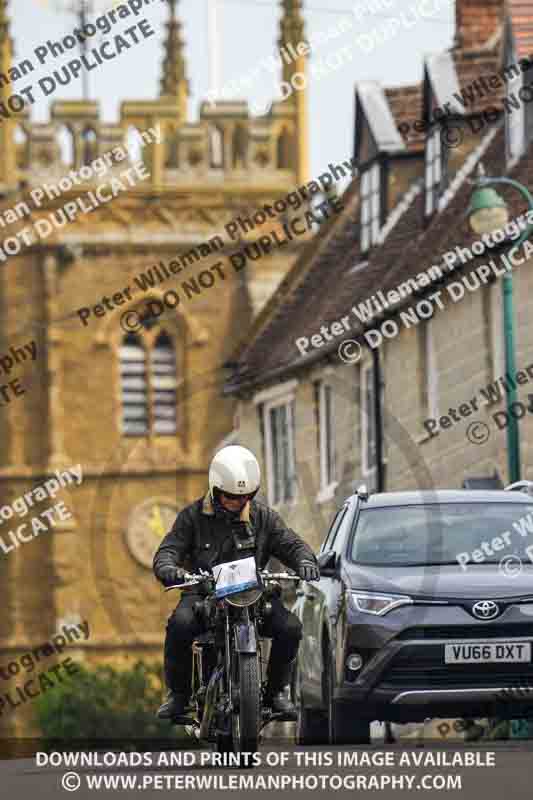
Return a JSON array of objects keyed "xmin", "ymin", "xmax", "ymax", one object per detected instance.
[{"xmin": 233, "ymin": 652, "xmax": 260, "ymax": 755}]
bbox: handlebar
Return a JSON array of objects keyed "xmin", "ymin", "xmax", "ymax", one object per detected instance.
[
  {"xmin": 260, "ymin": 572, "xmax": 301, "ymax": 581},
  {"xmin": 164, "ymin": 569, "xmax": 302, "ymax": 592}
]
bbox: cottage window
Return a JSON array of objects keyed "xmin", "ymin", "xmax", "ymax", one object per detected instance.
[
  {"xmin": 360, "ymin": 162, "xmax": 380, "ymax": 252},
  {"xmin": 425, "ymin": 125, "xmax": 442, "ymax": 216},
  {"xmin": 506, "ymin": 68, "xmax": 525, "ymax": 165},
  {"xmin": 264, "ymin": 398, "xmax": 296, "ymax": 506},
  {"xmin": 318, "ymin": 382, "xmax": 336, "ymax": 495}
]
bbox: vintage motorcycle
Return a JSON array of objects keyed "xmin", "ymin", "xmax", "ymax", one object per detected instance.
[{"xmin": 164, "ymin": 563, "xmax": 300, "ymax": 755}]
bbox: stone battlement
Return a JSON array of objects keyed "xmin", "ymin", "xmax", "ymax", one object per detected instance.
[{"xmin": 11, "ymin": 97, "xmax": 298, "ymax": 191}]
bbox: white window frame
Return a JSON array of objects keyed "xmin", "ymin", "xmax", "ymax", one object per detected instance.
[
  {"xmin": 425, "ymin": 124, "xmax": 442, "ymax": 217},
  {"xmin": 360, "ymin": 162, "xmax": 381, "ymax": 252},
  {"xmin": 263, "ymin": 393, "xmax": 297, "ymax": 508},
  {"xmin": 317, "ymin": 381, "xmax": 338, "ymax": 504},
  {"xmin": 506, "ymin": 67, "xmax": 525, "ymax": 166},
  {"xmin": 361, "ymin": 362, "xmax": 377, "ymax": 478}
]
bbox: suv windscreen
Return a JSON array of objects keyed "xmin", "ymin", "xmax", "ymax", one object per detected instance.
[{"xmin": 350, "ymin": 503, "xmax": 533, "ymax": 566}]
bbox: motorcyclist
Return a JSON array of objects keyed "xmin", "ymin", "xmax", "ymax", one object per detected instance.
[{"xmin": 153, "ymin": 444, "xmax": 320, "ymax": 719}]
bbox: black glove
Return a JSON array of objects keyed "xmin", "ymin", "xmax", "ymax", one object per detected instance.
[
  {"xmin": 298, "ymin": 560, "xmax": 320, "ymax": 582},
  {"xmin": 158, "ymin": 565, "xmax": 184, "ymax": 588}
]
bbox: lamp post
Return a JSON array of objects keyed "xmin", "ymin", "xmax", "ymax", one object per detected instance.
[{"xmin": 467, "ymin": 168, "xmax": 533, "ymax": 483}]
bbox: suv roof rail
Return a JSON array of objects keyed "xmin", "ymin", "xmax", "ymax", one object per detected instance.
[
  {"xmin": 504, "ymin": 480, "xmax": 533, "ymax": 495},
  {"xmin": 357, "ymin": 484, "xmax": 369, "ymax": 501}
]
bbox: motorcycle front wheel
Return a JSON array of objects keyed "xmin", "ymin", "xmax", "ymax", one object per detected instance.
[{"xmin": 232, "ymin": 651, "xmax": 260, "ymax": 754}]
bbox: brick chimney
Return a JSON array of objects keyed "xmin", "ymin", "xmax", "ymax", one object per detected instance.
[{"xmin": 454, "ymin": 0, "xmax": 505, "ymax": 52}]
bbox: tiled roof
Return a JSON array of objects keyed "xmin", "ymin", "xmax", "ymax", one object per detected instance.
[
  {"xmin": 385, "ymin": 84, "xmax": 425, "ymax": 150},
  {"xmin": 226, "ymin": 2, "xmax": 533, "ymax": 394},
  {"xmin": 390, "ymin": 52, "xmax": 506, "ymax": 149},
  {"xmin": 227, "ymin": 122, "xmax": 533, "ymax": 394},
  {"xmin": 227, "ymin": 176, "xmax": 362, "ymax": 371},
  {"xmin": 226, "ymin": 159, "xmax": 424, "ymax": 390}
]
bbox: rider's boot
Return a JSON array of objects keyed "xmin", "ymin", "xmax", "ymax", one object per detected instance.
[
  {"xmin": 157, "ymin": 690, "xmax": 189, "ymax": 719},
  {"xmin": 158, "ymin": 646, "xmax": 192, "ymax": 719},
  {"xmin": 264, "ymin": 658, "xmax": 296, "ymax": 717}
]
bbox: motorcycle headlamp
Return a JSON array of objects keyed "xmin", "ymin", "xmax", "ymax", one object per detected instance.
[{"xmin": 225, "ymin": 587, "xmax": 264, "ymax": 607}]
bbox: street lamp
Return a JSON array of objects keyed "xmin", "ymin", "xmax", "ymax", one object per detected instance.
[{"xmin": 467, "ymin": 166, "xmax": 533, "ymax": 483}]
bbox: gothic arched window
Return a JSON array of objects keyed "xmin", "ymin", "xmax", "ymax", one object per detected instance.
[
  {"xmin": 119, "ymin": 330, "xmax": 179, "ymax": 437},
  {"xmin": 120, "ymin": 333, "xmax": 149, "ymax": 436},
  {"xmin": 57, "ymin": 124, "xmax": 75, "ymax": 166},
  {"xmin": 165, "ymin": 131, "xmax": 180, "ymax": 169},
  {"xmin": 232, "ymin": 125, "xmax": 248, "ymax": 168},
  {"xmin": 276, "ymin": 127, "xmax": 292, "ymax": 169},
  {"xmin": 126, "ymin": 125, "xmax": 143, "ymax": 164},
  {"xmin": 81, "ymin": 127, "xmax": 98, "ymax": 166},
  {"xmin": 151, "ymin": 333, "xmax": 178, "ymax": 435},
  {"xmin": 209, "ymin": 125, "xmax": 224, "ymax": 168},
  {"xmin": 14, "ymin": 125, "xmax": 30, "ymax": 169}
]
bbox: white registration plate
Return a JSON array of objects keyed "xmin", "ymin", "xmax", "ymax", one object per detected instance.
[{"xmin": 445, "ymin": 642, "xmax": 531, "ymax": 664}]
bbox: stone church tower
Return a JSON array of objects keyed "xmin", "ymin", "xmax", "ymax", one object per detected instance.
[{"xmin": 0, "ymin": 0, "xmax": 309, "ymax": 737}]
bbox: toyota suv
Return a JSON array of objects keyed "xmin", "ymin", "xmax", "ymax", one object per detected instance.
[{"xmin": 292, "ymin": 487, "xmax": 533, "ymax": 745}]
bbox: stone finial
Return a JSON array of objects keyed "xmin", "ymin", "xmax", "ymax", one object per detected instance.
[
  {"xmin": 279, "ymin": 0, "xmax": 305, "ymax": 50},
  {"xmin": 0, "ymin": 0, "xmax": 10, "ymax": 38},
  {"xmin": 160, "ymin": 0, "xmax": 189, "ymax": 98}
]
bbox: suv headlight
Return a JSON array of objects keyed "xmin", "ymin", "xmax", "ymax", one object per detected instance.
[{"xmin": 351, "ymin": 590, "xmax": 413, "ymax": 616}]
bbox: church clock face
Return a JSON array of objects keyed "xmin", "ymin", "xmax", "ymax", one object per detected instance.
[{"xmin": 126, "ymin": 499, "xmax": 178, "ymax": 569}]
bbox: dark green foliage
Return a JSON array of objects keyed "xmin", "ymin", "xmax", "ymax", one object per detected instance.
[{"xmin": 33, "ymin": 661, "xmax": 189, "ymax": 748}]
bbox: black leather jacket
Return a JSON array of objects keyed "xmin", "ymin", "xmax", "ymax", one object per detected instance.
[{"xmin": 153, "ymin": 492, "xmax": 317, "ymax": 585}]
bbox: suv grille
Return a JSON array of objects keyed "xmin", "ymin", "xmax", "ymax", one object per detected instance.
[
  {"xmin": 379, "ymin": 644, "xmax": 533, "ymax": 690},
  {"xmin": 397, "ymin": 624, "xmax": 533, "ymax": 640}
]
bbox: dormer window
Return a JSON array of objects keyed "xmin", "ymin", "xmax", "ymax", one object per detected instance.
[
  {"xmin": 505, "ymin": 67, "xmax": 525, "ymax": 165},
  {"xmin": 425, "ymin": 124, "xmax": 442, "ymax": 216},
  {"xmin": 360, "ymin": 161, "xmax": 380, "ymax": 252}
]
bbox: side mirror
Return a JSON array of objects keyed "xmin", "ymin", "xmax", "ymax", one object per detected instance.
[{"xmin": 318, "ymin": 550, "xmax": 337, "ymax": 578}]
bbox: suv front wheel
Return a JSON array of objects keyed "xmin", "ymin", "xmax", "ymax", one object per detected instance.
[{"xmin": 294, "ymin": 663, "xmax": 329, "ymax": 745}]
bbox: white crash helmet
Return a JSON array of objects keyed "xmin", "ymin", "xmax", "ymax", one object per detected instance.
[{"xmin": 209, "ymin": 445, "xmax": 261, "ymax": 499}]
